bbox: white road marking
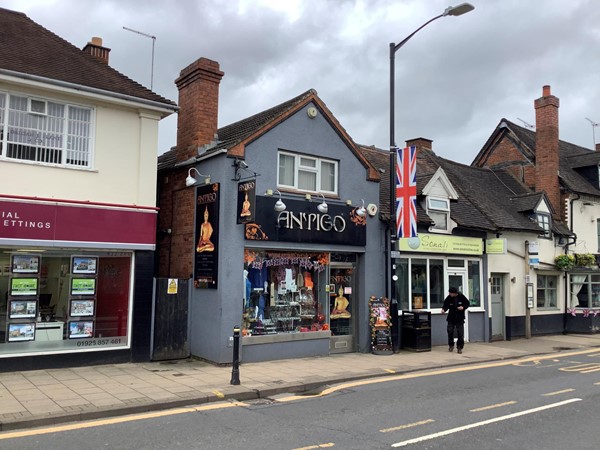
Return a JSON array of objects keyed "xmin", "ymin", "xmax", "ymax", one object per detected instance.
[
  {"xmin": 380, "ymin": 419, "xmax": 435, "ymax": 433},
  {"xmin": 391, "ymin": 398, "xmax": 582, "ymax": 447},
  {"xmin": 470, "ymin": 401, "xmax": 516, "ymax": 412},
  {"xmin": 542, "ymin": 388, "xmax": 575, "ymax": 396}
]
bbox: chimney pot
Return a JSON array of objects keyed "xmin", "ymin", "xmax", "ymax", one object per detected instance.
[
  {"xmin": 542, "ymin": 85, "xmax": 551, "ymax": 97},
  {"xmin": 82, "ymin": 37, "xmax": 110, "ymax": 64}
]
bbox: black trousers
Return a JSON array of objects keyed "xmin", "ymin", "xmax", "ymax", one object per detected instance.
[{"xmin": 447, "ymin": 321, "xmax": 465, "ymax": 349}]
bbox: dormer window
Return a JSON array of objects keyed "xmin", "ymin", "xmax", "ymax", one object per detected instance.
[
  {"xmin": 427, "ymin": 197, "xmax": 450, "ymax": 231},
  {"xmin": 536, "ymin": 212, "xmax": 551, "ymax": 238}
]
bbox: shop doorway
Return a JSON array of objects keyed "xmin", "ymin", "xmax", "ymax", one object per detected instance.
[
  {"xmin": 490, "ymin": 273, "xmax": 505, "ymax": 340},
  {"xmin": 447, "ymin": 272, "xmax": 469, "ymax": 343},
  {"xmin": 328, "ymin": 263, "xmax": 356, "ymax": 353}
]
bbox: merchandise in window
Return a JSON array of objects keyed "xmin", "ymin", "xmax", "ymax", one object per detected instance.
[
  {"xmin": 0, "ymin": 91, "xmax": 93, "ymax": 168},
  {"xmin": 537, "ymin": 274, "xmax": 558, "ymax": 308},
  {"xmin": 242, "ymin": 250, "xmax": 329, "ymax": 336},
  {"xmin": 0, "ymin": 250, "xmax": 130, "ymax": 355}
]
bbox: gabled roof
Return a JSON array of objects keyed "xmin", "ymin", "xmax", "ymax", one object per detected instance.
[
  {"xmin": 359, "ymin": 145, "xmax": 546, "ymax": 234},
  {"xmin": 510, "ymin": 192, "xmax": 546, "ymax": 213},
  {"xmin": 473, "ymin": 119, "xmax": 600, "ymax": 197},
  {"xmin": 0, "ymin": 7, "xmax": 176, "ymax": 108},
  {"xmin": 159, "ymin": 89, "xmax": 380, "ymax": 181}
]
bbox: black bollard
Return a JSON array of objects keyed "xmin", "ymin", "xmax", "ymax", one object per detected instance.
[{"xmin": 230, "ymin": 326, "xmax": 241, "ymax": 385}]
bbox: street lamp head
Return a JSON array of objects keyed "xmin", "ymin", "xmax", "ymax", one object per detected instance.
[{"xmin": 443, "ymin": 3, "xmax": 475, "ymax": 17}]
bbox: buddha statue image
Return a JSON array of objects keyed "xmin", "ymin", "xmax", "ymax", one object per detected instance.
[
  {"xmin": 240, "ymin": 191, "xmax": 251, "ymax": 217},
  {"xmin": 331, "ymin": 287, "xmax": 351, "ymax": 319},
  {"xmin": 196, "ymin": 206, "xmax": 215, "ymax": 253}
]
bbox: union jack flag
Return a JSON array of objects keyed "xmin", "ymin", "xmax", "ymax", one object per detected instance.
[{"xmin": 395, "ymin": 145, "xmax": 417, "ymax": 238}]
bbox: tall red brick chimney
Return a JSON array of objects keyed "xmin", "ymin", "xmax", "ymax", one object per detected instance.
[
  {"xmin": 175, "ymin": 58, "xmax": 224, "ymax": 163},
  {"xmin": 534, "ymin": 85, "xmax": 561, "ymax": 219},
  {"xmin": 82, "ymin": 37, "xmax": 110, "ymax": 64}
]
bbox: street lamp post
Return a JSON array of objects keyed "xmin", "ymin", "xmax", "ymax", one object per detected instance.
[{"xmin": 388, "ymin": 4, "xmax": 474, "ymax": 350}]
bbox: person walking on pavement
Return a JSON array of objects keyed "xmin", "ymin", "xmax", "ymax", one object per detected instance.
[{"xmin": 441, "ymin": 287, "xmax": 470, "ymax": 354}]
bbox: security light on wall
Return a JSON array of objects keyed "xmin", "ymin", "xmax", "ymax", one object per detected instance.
[
  {"xmin": 185, "ymin": 167, "xmax": 211, "ymax": 187},
  {"xmin": 356, "ymin": 199, "xmax": 366, "ymax": 217},
  {"xmin": 317, "ymin": 194, "xmax": 328, "ymax": 214},
  {"xmin": 274, "ymin": 190, "xmax": 286, "ymax": 212}
]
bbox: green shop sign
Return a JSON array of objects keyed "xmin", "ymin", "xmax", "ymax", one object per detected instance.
[{"xmin": 397, "ymin": 233, "xmax": 483, "ymax": 255}]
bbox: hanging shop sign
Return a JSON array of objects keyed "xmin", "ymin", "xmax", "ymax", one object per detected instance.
[
  {"xmin": 397, "ymin": 233, "xmax": 483, "ymax": 255},
  {"xmin": 194, "ymin": 183, "xmax": 220, "ymax": 289},
  {"xmin": 236, "ymin": 180, "xmax": 256, "ymax": 224},
  {"xmin": 0, "ymin": 198, "xmax": 156, "ymax": 249},
  {"xmin": 245, "ymin": 196, "xmax": 366, "ymax": 246}
]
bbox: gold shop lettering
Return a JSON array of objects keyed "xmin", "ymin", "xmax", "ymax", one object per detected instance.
[
  {"xmin": 277, "ymin": 211, "xmax": 346, "ymax": 233},
  {"xmin": 238, "ymin": 181, "xmax": 255, "ymax": 192},
  {"xmin": 196, "ymin": 193, "xmax": 217, "ymax": 205}
]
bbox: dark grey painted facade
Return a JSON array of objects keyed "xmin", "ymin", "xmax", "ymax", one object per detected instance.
[{"xmin": 188, "ymin": 103, "xmax": 385, "ymax": 364}]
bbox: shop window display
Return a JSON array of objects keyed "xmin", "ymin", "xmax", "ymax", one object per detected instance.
[
  {"xmin": 242, "ymin": 250, "xmax": 329, "ymax": 336},
  {"xmin": 0, "ymin": 250, "xmax": 131, "ymax": 355}
]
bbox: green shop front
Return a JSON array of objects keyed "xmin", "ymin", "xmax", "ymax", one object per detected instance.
[{"xmin": 392, "ymin": 233, "xmax": 487, "ymax": 346}]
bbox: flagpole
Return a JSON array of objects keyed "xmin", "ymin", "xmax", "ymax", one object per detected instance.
[{"xmin": 388, "ymin": 4, "xmax": 474, "ymax": 352}]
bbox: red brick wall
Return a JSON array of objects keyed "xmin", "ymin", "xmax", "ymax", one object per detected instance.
[{"xmin": 157, "ymin": 171, "xmax": 196, "ymax": 278}]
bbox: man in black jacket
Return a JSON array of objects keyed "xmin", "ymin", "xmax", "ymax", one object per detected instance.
[{"xmin": 441, "ymin": 287, "xmax": 470, "ymax": 354}]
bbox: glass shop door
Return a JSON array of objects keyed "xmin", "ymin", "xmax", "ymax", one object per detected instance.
[{"xmin": 328, "ymin": 263, "xmax": 356, "ymax": 353}]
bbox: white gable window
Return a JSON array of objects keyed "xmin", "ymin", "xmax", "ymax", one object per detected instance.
[
  {"xmin": 536, "ymin": 212, "xmax": 551, "ymax": 238},
  {"xmin": 277, "ymin": 151, "xmax": 338, "ymax": 194},
  {"xmin": 0, "ymin": 91, "xmax": 93, "ymax": 168},
  {"xmin": 427, "ymin": 197, "xmax": 450, "ymax": 231}
]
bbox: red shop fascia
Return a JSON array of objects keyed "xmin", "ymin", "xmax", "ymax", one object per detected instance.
[{"xmin": 0, "ymin": 195, "xmax": 157, "ymax": 249}]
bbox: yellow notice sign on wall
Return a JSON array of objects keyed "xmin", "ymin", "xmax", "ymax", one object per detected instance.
[
  {"xmin": 485, "ymin": 238, "xmax": 507, "ymax": 254},
  {"xmin": 167, "ymin": 278, "xmax": 178, "ymax": 295},
  {"xmin": 397, "ymin": 233, "xmax": 483, "ymax": 255}
]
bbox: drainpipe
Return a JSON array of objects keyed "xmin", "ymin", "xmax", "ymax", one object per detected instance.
[
  {"xmin": 524, "ymin": 240, "xmax": 531, "ymax": 339},
  {"xmin": 563, "ymin": 194, "xmax": 579, "ymax": 333}
]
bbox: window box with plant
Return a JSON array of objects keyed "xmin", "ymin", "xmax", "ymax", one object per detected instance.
[{"xmin": 555, "ymin": 254, "xmax": 575, "ymax": 271}]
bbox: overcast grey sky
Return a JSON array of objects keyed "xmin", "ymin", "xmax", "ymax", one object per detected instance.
[{"xmin": 6, "ymin": 0, "xmax": 600, "ymax": 163}]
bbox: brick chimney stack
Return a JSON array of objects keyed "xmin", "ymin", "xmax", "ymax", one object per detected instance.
[
  {"xmin": 82, "ymin": 37, "xmax": 110, "ymax": 64},
  {"xmin": 175, "ymin": 58, "xmax": 224, "ymax": 163},
  {"xmin": 405, "ymin": 137, "xmax": 433, "ymax": 152},
  {"xmin": 534, "ymin": 85, "xmax": 561, "ymax": 219},
  {"xmin": 596, "ymin": 143, "xmax": 600, "ymax": 152}
]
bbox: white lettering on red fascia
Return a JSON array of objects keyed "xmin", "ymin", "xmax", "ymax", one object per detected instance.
[{"xmin": 1, "ymin": 210, "xmax": 51, "ymax": 229}]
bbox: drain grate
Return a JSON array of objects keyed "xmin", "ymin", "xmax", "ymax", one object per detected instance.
[{"xmin": 553, "ymin": 346, "xmax": 575, "ymax": 351}]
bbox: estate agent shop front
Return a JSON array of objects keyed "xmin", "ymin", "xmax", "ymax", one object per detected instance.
[
  {"xmin": 394, "ymin": 233, "xmax": 486, "ymax": 345},
  {"xmin": 0, "ymin": 196, "xmax": 156, "ymax": 370}
]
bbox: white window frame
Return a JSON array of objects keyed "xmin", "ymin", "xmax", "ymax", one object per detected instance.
[
  {"xmin": 277, "ymin": 150, "xmax": 338, "ymax": 195},
  {"xmin": 427, "ymin": 197, "xmax": 450, "ymax": 232},
  {"xmin": 0, "ymin": 90, "xmax": 95, "ymax": 169},
  {"xmin": 536, "ymin": 274, "xmax": 558, "ymax": 309},
  {"xmin": 536, "ymin": 213, "xmax": 551, "ymax": 238}
]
